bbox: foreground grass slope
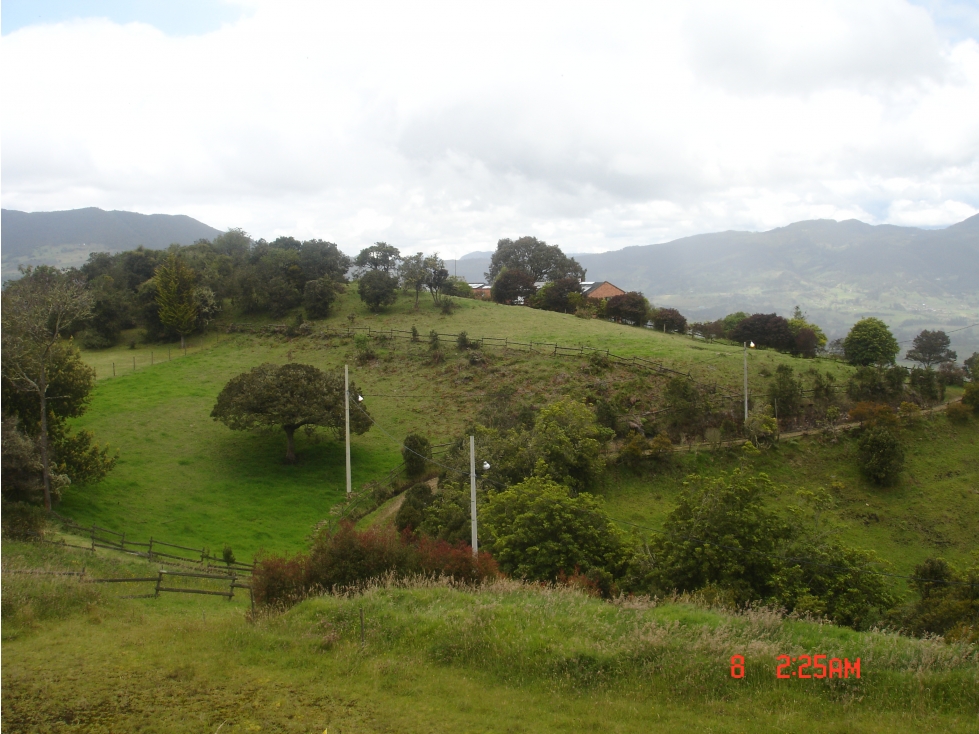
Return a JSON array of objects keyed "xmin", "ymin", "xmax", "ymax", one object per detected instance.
[{"xmin": 3, "ymin": 540, "xmax": 977, "ymax": 733}]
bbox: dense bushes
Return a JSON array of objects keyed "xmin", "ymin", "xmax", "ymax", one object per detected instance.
[
  {"xmin": 402, "ymin": 433, "xmax": 432, "ymax": 477},
  {"xmin": 897, "ymin": 558, "xmax": 979, "ymax": 643},
  {"xmin": 857, "ymin": 426, "xmax": 904, "ymax": 485},
  {"xmin": 252, "ymin": 522, "xmax": 499, "ymax": 607}
]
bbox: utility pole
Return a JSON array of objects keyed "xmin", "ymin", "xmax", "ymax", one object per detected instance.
[
  {"xmin": 744, "ymin": 342, "xmax": 748, "ymax": 422},
  {"xmin": 470, "ymin": 435, "xmax": 478, "ymax": 556},
  {"xmin": 743, "ymin": 341, "xmax": 754, "ymax": 422},
  {"xmin": 345, "ymin": 364, "xmax": 352, "ymax": 497}
]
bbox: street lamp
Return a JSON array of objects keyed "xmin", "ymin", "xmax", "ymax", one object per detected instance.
[
  {"xmin": 743, "ymin": 341, "xmax": 755, "ymax": 423},
  {"xmin": 469, "ymin": 438, "xmax": 491, "ymax": 556}
]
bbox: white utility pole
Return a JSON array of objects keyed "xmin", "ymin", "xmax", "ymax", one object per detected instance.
[
  {"xmin": 743, "ymin": 341, "xmax": 754, "ymax": 422},
  {"xmin": 470, "ymin": 435, "xmax": 478, "ymax": 556},
  {"xmin": 744, "ymin": 342, "xmax": 755, "ymax": 423},
  {"xmin": 345, "ymin": 364, "xmax": 352, "ymax": 496}
]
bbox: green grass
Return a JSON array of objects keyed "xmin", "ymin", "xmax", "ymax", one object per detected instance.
[
  {"xmin": 3, "ymin": 539, "xmax": 977, "ymax": 733},
  {"xmin": 599, "ymin": 416, "xmax": 979, "ymax": 585},
  {"xmin": 66, "ymin": 289, "xmax": 865, "ymax": 559},
  {"xmin": 63, "ymin": 288, "xmax": 979, "ymax": 584}
]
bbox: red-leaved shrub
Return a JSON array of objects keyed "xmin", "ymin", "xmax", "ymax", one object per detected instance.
[
  {"xmin": 251, "ymin": 553, "xmax": 308, "ymax": 607},
  {"xmin": 251, "ymin": 522, "xmax": 499, "ymax": 608}
]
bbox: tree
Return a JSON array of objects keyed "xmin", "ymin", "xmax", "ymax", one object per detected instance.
[
  {"xmin": 722, "ymin": 311, "xmax": 749, "ymax": 337},
  {"xmin": 906, "ymin": 330, "xmax": 957, "ymax": 368},
  {"xmin": 395, "ymin": 483, "xmax": 434, "ymax": 532},
  {"xmin": 355, "ymin": 242, "xmax": 401, "ymax": 273},
  {"xmin": 767, "ymin": 364, "xmax": 803, "ymax": 419},
  {"xmin": 423, "ymin": 255, "xmax": 450, "ymax": 305},
  {"xmin": 486, "ymin": 236, "xmax": 585, "ymax": 283},
  {"xmin": 490, "ymin": 268, "xmax": 536, "ymax": 304},
  {"xmin": 963, "ymin": 383, "xmax": 979, "ymax": 414},
  {"xmin": 605, "ymin": 291, "xmax": 650, "ymax": 326},
  {"xmin": 193, "ymin": 286, "xmax": 221, "ymax": 331},
  {"xmin": 482, "ymin": 476, "xmax": 624, "ymax": 582},
  {"xmin": 1, "ymin": 267, "xmax": 93, "ymax": 510},
  {"xmin": 210, "ymin": 363, "xmax": 371, "ymax": 462},
  {"xmin": 155, "ymin": 252, "xmax": 198, "ymax": 349},
  {"xmin": 857, "ymin": 426, "xmax": 904, "ymax": 486},
  {"xmin": 398, "ymin": 252, "xmax": 428, "ymax": 307},
  {"xmin": 402, "ymin": 433, "xmax": 432, "ymax": 477},
  {"xmin": 529, "ymin": 277, "xmax": 582, "ymax": 313},
  {"xmin": 964, "ymin": 352, "xmax": 979, "ymax": 381},
  {"xmin": 730, "ymin": 313, "xmax": 794, "ymax": 351},
  {"xmin": 303, "ymin": 276, "xmax": 341, "ymax": 319},
  {"xmin": 651, "ymin": 307, "xmax": 687, "ymax": 333},
  {"xmin": 663, "ymin": 377, "xmax": 705, "ymax": 436},
  {"xmin": 357, "ymin": 270, "xmax": 399, "ymax": 312},
  {"xmin": 647, "ymin": 467, "xmax": 791, "ymax": 604},
  {"xmin": 843, "ymin": 318, "xmax": 899, "ymax": 366},
  {"xmin": 788, "ymin": 306, "xmax": 827, "ymax": 356}
]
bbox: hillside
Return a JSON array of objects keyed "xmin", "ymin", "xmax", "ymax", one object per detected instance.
[
  {"xmin": 1, "ymin": 207, "xmax": 223, "ymax": 277},
  {"xmin": 61, "ymin": 289, "xmax": 978, "ymax": 579},
  {"xmin": 450, "ymin": 216, "xmax": 979, "ymax": 354},
  {"xmin": 2, "ymin": 539, "xmax": 976, "ymax": 732}
]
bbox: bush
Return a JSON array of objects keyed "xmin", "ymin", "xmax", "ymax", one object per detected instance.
[
  {"xmin": 0, "ymin": 501, "xmax": 48, "ymax": 540},
  {"xmin": 962, "ymin": 382, "xmax": 979, "ymax": 414},
  {"xmin": 910, "ymin": 367, "xmax": 944, "ymax": 403},
  {"xmin": 440, "ymin": 297, "xmax": 456, "ymax": 315},
  {"xmin": 648, "ymin": 433, "xmax": 673, "ymax": 460},
  {"xmin": 483, "ymin": 476, "xmax": 624, "ymax": 583},
  {"xmin": 395, "ymin": 483, "xmax": 434, "ymax": 532},
  {"xmin": 402, "ymin": 433, "xmax": 432, "ymax": 477},
  {"xmin": 303, "ymin": 277, "xmax": 341, "ymax": 319},
  {"xmin": 946, "ymin": 402, "xmax": 970, "ymax": 424},
  {"xmin": 848, "ymin": 401, "xmax": 898, "ymax": 428},
  {"xmin": 618, "ymin": 432, "xmax": 648, "ymax": 471},
  {"xmin": 857, "ymin": 426, "xmax": 904, "ymax": 485},
  {"xmin": 252, "ymin": 553, "xmax": 308, "ymax": 607},
  {"xmin": 767, "ymin": 364, "xmax": 802, "ymax": 419},
  {"xmin": 357, "ymin": 270, "xmax": 399, "ymax": 312},
  {"xmin": 898, "ymin": 558, "xmax": 979, "ymax": 642},
  {"xmin": 456, "ymin": 331, "xmax": 470, "ymax": 350}
]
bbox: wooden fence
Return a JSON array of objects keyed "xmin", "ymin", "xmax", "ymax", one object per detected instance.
[{"xmin": 48, "ymin": 517, "xmax": 254, "ymax": 576}]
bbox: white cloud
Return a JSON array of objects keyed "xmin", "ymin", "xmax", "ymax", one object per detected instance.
[{"xmin": 2, "ymin": 0, "xmax": 977, "ymax": 256}]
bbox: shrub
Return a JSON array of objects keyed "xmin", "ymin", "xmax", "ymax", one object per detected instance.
[
  {"xmin": 354, "ymin": 333, "xmax": 376, "ymax": 364},
  {"xmin": 898, "ymin": 558, "xmax": 979, "ymax": 642},
  {"xmin": 962, "ymin": 382, "xmax": 979, "ymax": 414},
  {"xmin": 898, "ymin": 401, "xmax": 921, "ymax": 425},
  {"xmin": 357, "ymin": 270, "xmax": 399, "ymax": 312},
  {"xmin": 410, "ymin": 324, "xmax": 420, "ymax": 342},
  {"xmin": 252, "ymin": 553, "xmax": 308, "ymax": 607},
  {"xmin": 857, "ymin": 426, "xmax": 904, "ymax": 485},
  {"xmin": 946, "ymin": 402, "xmax": 970, "ymax": 424},
  {"xmin": 648, "ymin": 432, "xmax": 673, "ymax": 461},
  {"xmin": 428, "ymin": 329, "xmax": 440, "ymax": 351},
  {"xmin": 456, "ymin": 331, "xmax": 470, "ymax": 350},
  {"xmin": 618, "ymin": 432, "xmax": 648, "ymax": 471},
  {"xmin": 303, "ymin": 276, "xmax": 340, "ymax": 319},
  {"xmin": 910, "ymin": 367, "xmax": 944, "ymax": 403},
  {"xmin": 395, "ymin": 483, "xmax": 434, "ymax": 532},
  {"xmin": 0, "ymin": 501, "xmax": 48, "ymax": 540},
  {"xmin": 440, "ymin": 297, "xmax": 456, "ymax": 315},
  {"xmin": 416, "ymin": 536, "xmax": 499, "ymax": 583},
  {"xmin": 402, "ymin": 433, "xmax": 432, "ymax": 477},
  {"xmin": 848, "ymin": 401, "xmax": 898, "ymax": 428},
  {"xmin": 307, "ymin": 524, "xmax": 419, "ymax": 591},
  {"xmin": 483, "ymin": 476, "xmax": 625, "ymax": 582},
  {"xmin": 767, "ymin": 364, "xmax": 802, "ymax": 419}
]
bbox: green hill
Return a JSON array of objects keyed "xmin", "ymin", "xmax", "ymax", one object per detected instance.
[{"xmin": 61, "ymin": 289, "xmax": 977, "ymax": 581}]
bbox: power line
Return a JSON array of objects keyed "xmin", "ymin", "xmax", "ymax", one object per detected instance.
[{"xmin": 896, "ymin": 322, "xmax": 979, "ymax": 344}]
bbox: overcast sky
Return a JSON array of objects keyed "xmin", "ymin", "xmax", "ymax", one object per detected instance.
[{"xmin": 3, "ymin": 0, "xmax": 978, "ymax": 257}]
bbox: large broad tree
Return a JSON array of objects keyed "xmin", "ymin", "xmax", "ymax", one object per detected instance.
[
  {"xmin": 1, "ymin": 267, "xmax": 93, "ymax": 510},
  {"xmin": 605, "ymin": 291, "xmax": 650, "ymax": 326},
  {"xmin": 355, "ymin": 242, "xmax": 401, "ymax": 274},
  {"xmin": 486, "ymin": 236, "xmax": 586, "ymax": 283},
  {"xmin": 155, "ymin": 252, "xmax": 198, "ymax": 349},
  {"xmin": 843, "ymin": 317, "xmax": 899, "ymax": 367},
  {"xmin": 905, "ymin": 329, "xmax": 957, "ymax": 368},
  {"xmin": 730, "ymin": 313, "xmax": 795, "ymax": 350},
  {"xmin": 358, "ymin": 270, "xmax": 399, "ymax": 312},
  {"xmin": 490, "ymin": 268, "xmax": 536, "ymax": 304},
  {"xmin": 211, "ymin": 363, "xmax": 371, "ymax": 462}
]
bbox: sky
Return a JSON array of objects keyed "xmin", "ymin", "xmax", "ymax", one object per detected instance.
[{"xmin": 3, "ymin": 0, "xmax": 979, "ymax": 258}]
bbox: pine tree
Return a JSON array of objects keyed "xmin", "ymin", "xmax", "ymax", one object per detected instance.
[{"xmin": 155, "ymin": 253, "xmax": 197, "ymax": 349}]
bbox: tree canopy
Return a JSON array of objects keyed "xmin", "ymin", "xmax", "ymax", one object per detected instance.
[
  {"xmin": 355, "ymin": 242, "xmax": 401, "ymax": 273},
  {"xmin": 154, "ymin": 252, "xmax": 198, "ymax": 348},
  {"xmin": 905, "ymin": 329, "xmax": 957, "ymax": 368},
  {"xmin": 491, "ymin": 269, "xmax": 536, "ymax": 304},
  {"xmin": 605, "ymin": 291, "xmax": 650, "ymax": 326},
  {"xmin": 730, "ymin": 313, "xmax": 794, "ymax": 351},
  {"xmin": 211, "ymin": 363, "xmax": 371, "ymax": 462},
  {"xmin": 486, "ymin": 236, "xmax": 585, "ymax": 283},
  {"xmin": 844, "ymin": 317, "xmax": 900, "ymax": 366},
  {"xmin": 358, "ymin": 270, "xmax": 399, "ymax": 312}
]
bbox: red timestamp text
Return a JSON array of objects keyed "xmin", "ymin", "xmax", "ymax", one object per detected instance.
[{"xmin": 728, "ymin": 655, "xmax": 861, "ymax": 679}]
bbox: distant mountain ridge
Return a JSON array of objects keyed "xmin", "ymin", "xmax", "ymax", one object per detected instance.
[{"xmin": 2, "ymin": 207, "xmax": 223, "ymax": 276}]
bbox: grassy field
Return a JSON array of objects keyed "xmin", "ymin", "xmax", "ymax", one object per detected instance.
[
  {"xmin": 65, "ymin": 288, "xmax": 861, "ymax": 559},
  {"xmin": 3, "ymin": 540, "xmax": 977, "ymax": 733}
]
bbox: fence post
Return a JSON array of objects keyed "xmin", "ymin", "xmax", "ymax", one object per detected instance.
[
  {"xmin": 148, "ymin": 537, "xmax": 154, "ymax": 560},
  {"xmin": 169, "ymin": 348, "xmax": 171, "ymax": 361},
  {"xmin": 112, "ymin": 362, "xmax": 116, "ymax": 377},
  {"xmin": 155, "ymin": 570, "xmax": 163, "ymax": 598},
  {"xmin": 151, "ymin": 352, "xmax": 154, "ymax": 365},
  {"xmin": 133, "ymin": 357, "xmax": 136, "ymax": 372}
]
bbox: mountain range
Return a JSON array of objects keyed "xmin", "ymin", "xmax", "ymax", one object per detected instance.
[
  {"xmin": 2, "ymin": 207, "xmax": 222, "ymax": 277},
  {"xmin": 4, "ymin": 206, "xmax": 976, "ymax": 354}
]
